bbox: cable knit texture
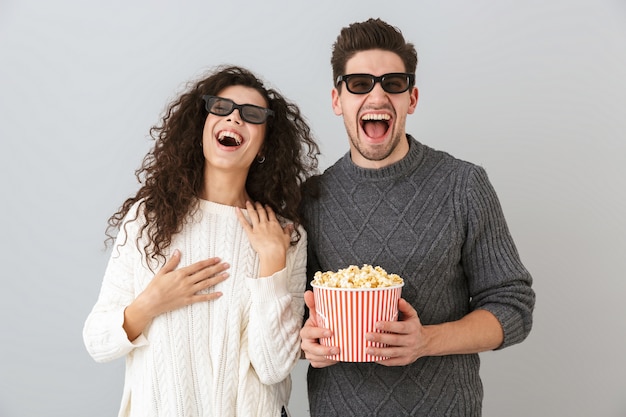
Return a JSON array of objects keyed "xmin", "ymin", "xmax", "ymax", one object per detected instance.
[
  {"xmin": 302, "ymin": 136, "xmax": 535, "ymax": 417},
  {"xmin": 83, "ymin": 200, "xmax": 306, "ymax": 417}
]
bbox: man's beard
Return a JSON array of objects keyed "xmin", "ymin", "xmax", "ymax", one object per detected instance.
[{"xmin": 348, "ymin": 125, "xmax": 402, "ymax": 162}]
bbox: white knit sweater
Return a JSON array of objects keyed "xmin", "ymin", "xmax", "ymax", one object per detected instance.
[{"xmin": 83, "ymin": 200, "xmax": 306, "ymax": 417}]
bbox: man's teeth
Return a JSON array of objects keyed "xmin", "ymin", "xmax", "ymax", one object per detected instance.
[
  {"xmin": 218, "ymin": 131, "xmax": 242, "ymax": 145},
  {"xmin": 361, "ymin": 114, "xmax": 391, "ymax": 121}
]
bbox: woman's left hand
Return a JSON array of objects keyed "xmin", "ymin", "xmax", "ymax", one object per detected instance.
[{"xmin": 236, "ymin": 201, "xmax": 293, "ymax": 277}]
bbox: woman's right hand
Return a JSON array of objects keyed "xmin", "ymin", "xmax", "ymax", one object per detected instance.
[{"xmin": 123, "ymin": 249, "xmax": 229, "ymax": 341}]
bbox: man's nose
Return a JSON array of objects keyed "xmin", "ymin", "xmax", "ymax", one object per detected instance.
[{"xmin": 367, "ymin": 81, "xmax": 389, "ymax": 101}]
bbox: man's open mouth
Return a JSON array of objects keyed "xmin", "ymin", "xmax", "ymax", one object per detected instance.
[{"xmin": 361, "ymin": 113, "xmax": 391, "ymax": 139}]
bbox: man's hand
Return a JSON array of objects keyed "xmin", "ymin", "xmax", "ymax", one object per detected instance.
[
  {"xmin": 365, "ymin": 298, "xmax": 426, "ymax": 366},
  {"xmin": 365, "ymin": 298, "xmax": 505, "ymax": 366},
  {"xmin": 300, "ymin": 290, "xmax": 339, "ymax": 368}
]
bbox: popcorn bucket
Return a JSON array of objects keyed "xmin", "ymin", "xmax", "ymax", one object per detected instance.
[{"xmin": 312, "ymin": 283, "xmax": 403, "ymax": 362}]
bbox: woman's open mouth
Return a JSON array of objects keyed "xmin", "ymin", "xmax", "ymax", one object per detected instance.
[{"xmin": 217, "ymin": 130, "xmax": 243, "ymax": 147}]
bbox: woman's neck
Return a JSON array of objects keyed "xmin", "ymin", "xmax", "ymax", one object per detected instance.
[{"xmin": 200, "ymin": 170, "xmax": 250, "ymax": 208}]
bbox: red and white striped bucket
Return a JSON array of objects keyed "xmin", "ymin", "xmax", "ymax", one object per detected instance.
[{"xmin": 312, "ymin": 283, "xmax": 403, "ymax": 362}]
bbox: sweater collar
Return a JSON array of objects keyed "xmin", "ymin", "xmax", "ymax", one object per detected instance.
[{"xmin": 339, "ymin": 134, "xmax": 424, "ymax": 180}]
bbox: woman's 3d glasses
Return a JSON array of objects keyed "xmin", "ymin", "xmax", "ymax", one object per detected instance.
[{"xmin": 202, "ymin": 95, "xmax": 274, "ymax": 124}]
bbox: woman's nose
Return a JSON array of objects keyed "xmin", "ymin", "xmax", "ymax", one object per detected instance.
[{"xmin": 226, "ymin": 109, "xmax": 243, "ymax": 124}]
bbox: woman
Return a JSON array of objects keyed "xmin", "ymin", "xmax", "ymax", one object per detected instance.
[{"xmin": 83, "ymin": 65, "xmax": 319, "ymax": 417}]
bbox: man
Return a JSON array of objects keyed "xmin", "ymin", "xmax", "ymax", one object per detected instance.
[{"xmin": 299, "ymin": 18, "xmax": 535, "ymax": 416}]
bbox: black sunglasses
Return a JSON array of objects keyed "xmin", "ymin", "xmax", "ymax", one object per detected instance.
[
  {"xmin": 202, "ymin": 95, "xmax": 274, "ymax": 124},
  {"xmin": 336, "ymin": 73, "xmax": 415, "ymax": 94}
]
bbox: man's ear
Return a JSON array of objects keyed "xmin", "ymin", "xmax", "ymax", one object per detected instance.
[
  {"xmin": 407, "ymin": 86, "xmax": 419, "ymax": 115},
  {"xmin": 331, "ymin": 88, "xmax": 343, "ymax": 116}
]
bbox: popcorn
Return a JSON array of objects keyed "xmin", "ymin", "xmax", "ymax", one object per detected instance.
[{"xmin": 311, "ymin": 264, "xmax": 404, "ymax": 288}]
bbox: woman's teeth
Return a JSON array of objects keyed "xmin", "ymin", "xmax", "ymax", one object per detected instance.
[{"xmin": 217, "ymin": 131, "xmax": 242, "ymax": 146}]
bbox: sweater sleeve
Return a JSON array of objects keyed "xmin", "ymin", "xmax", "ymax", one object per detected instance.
[
  {"xmin": 83, "ymin": 204, "xmax": 149, "ymax": 362},
  {"xmin": 462, "ymin": 166, "xmax": 536, "ymax": 349},
  {"xmin": 245, "ymin": 226, "xmax": 307, "ymax": 385}
]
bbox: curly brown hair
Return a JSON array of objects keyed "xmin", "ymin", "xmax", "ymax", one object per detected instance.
[{"xmin": 106, "ymin": 65, "xmax": 320, "ymax": 266}]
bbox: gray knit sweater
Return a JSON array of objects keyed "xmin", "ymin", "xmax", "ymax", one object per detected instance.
[{"xmin": 301, "ymin": 135, "xmax": 535, "ymax": 417}]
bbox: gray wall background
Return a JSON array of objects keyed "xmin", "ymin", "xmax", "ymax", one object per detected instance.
[{"xmin": 1, "ymin": 0, "xmax": 625, "ymax": 416}]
